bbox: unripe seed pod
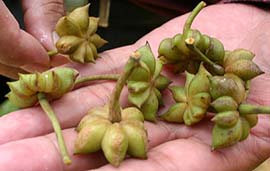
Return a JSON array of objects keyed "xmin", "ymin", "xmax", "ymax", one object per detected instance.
[
  {"xmin": 209, "ymin": 74, "xmax": 245, "ymax": 104},
  {"xmin": 212, "ymin": 119, "xmax": 242, "ymax": 149},
  {"xmin": 161, "ymin": 103, "xmax": 187, "ymax": 123},
  {"xmin": 243, "ymin": 114, "xmax": 258, "ymax": 128},
  {"xmin": 155, "ymin": 74, "xmax": 172, "ymax": 90},
  {"xmin": 211, "ymin": 96, "xmax": 238, "ymax": 112},
  {"xmin": 6, "ymin": 68, "xmax": 78, "ymax": 108},
  {"xmin": 141, "ymin": 92, "xmax": 159, "ymax": 122},
  {"xmin": 158, "ymin": 38, "xmax": 182, "ymax": 63},
  {"xmin": 224, "ymin": 49, "xmax": 263, "ymax": 80},
  {"xmin": 56, "ymin": 36, "xmax": 84, "ymax": 54},
  {"xmin": 128, "ymin": 44, "xmax": 171, "ymax": 121},
  {"xmin": 55, "ymin": 17, "xmax": 81, "ymax": 37},
  {"xmin": 204, "ymin": 37, "xmax": 225, "ymax": 64},
  {"xmin": 121, "ymin": 107, "xmax": 144, "ymax": 122},
  {"xmin": 55, "ymin": 4, "xmax": 107, "ymax": 63},
  {"xmin": 101, "ymin": 123, "xmax": 128, "ymax": 167},
  {"xmin": 68, "ymin": 4, "xmax": 89, "ymax": 34},
  {"xmin": 188, "ymin": 63, "xmax": 211, "ymax": 96},
  {"xmin": 224, "ymin": 49, "xmax": 255, "ymax": 66},
  {"xmin": 74, "ymin": 119, "xmax": 110, "ymax": 154},
  {"xmin": 211, "ymin": 111, "xmax": 239, "ymax": 128},
  {"xmin": 89, "ymin": 34, "xmax": 108, "ymax": 48},
  {"xmin": 239, "ymin": 118, "xmax": 250, "ymax": 141},
  {"xmin": 169, "ymin": 86, "xmax": 187, "ymax": 103},
  {"xmin": 163, "ymin": 65, "xmax": 211, "ymax": 125},
  {"xmin": 121, "ymin": 120, "xmax": 148, "ymax": 158},
  {"xmin": 76, "ymin": 114, "xmax": 107, "ymax": 132},
  {"xmin": 225, "ymin": 59, "xmax": 263, "ymax": 81},
  {"xmin": 127, "ymin": 81, "xmax": 149, "ymax": 94}
]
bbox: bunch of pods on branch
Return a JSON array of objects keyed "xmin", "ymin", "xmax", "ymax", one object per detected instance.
[{"xmin": 5, "ymin": 1, "xmax": 270, "ymax": 167}]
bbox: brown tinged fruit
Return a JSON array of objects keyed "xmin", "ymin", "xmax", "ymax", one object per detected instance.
[
  {"xmin": 75, "ymin": 53, "xmax": 148, "ymax": 167},
  {"xmin": 211, "ymin": 111, "xmax": 239, "ymax": 128},
  {"xmin": 209, "ymin": 74, "xmax": 246, "ymax": 104},
  {"xmin": 74, "ymin": 119, "xmax": 111, "ymax": 154},
  {"xmin": 74, "ymin": 105, "xmax": 148, "ymax": 167},
  {"xmin": 55, "ymin": 4, "xmax": 107, "ymax": 63},
  {"xmin": 6, "ymin": 68, "xmax": 78, "ymax": 108},
  {"xmin": 212, "ymin": 118, "xmax": 242, "ymax": 149},
  {"xmin": 102, "ymin": 123, "xmax": 128, "ymax": 167},
  {"xmin": 223, "ymin": 49, "xmax": 263, "ymax": 80},
  {"xmin": 210, "ymin": 96, "xmax": 238, "ymax": 112},
  {"xmin": 158, "ymin": 2, "xmax": 225, "ymax": 75}
]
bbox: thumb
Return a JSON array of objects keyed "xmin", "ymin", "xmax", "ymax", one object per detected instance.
[{"xmin": 22, "ymin": 0, "xmax": 65, "ymax": 50}]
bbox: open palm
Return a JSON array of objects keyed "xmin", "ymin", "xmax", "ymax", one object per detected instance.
[{"xmin": 0, "ymin": 3, "xmax": 270, "ymax": 171}]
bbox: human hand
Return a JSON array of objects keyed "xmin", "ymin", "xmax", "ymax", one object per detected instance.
[
  {"xmin": 0, "ymin": 3, "xmax": 270, "ymax": 171},
  {"xmin": 0, "ymin": 0, "xmax": 67, "ymax": 79}
]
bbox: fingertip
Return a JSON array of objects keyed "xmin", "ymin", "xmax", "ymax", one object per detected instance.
[{"xmin": 20, "ymin": 63, "xmax": 50, "ymax": 73}]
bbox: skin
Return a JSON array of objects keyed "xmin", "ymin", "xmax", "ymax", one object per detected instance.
[
  {"xmin": 0, "ymin": 0, "xmax": 66, "ymax": 79},
  {"xmin": 0, "ymin": 2, "xmax": 270, "ymax": 171}
]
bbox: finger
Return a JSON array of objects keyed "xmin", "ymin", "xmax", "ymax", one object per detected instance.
[
  {"xmin": 22, "ymin": 0, "xmax": 64, "ymax": 50},
  {"xmin": 0, "ymin": 63, "xmax": 27, "ymax": 79},
  {"xmin": 0, "ymin": 121, "xmax": 198, "ymax": 171},
  {"xmin": 92, "ymin": 118, "xmax": 270, "ymax": 171},
  {"xmin": 0, "ymin": 77, "xmax": 175, "ymax": 145},
  {"xmin": 0, "ymin": 128, "xmax": 107, "ymax": 171},
  {"xmin": 0, "ymin": 1, "xmax": 49, "ymax": 70}
]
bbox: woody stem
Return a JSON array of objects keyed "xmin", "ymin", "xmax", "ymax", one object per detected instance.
[
  {"xmin": 109, "ymin": 53, "xmax": 141, "ymax": 123},
  {"xmin": 38, "ymin": 93, "xmax": 71, "ymax": 165}
]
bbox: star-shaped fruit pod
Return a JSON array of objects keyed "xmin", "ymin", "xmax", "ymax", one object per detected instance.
[
  {"xmin": 161, "ymin": 64, "xmax": 211, "ymax": 125},
  {"xmin": 6, "ymin": 68, "xmax": 78, "ymax": 108},
  {"xmin": 210, "ymin": 95, "xmax": 258, "ymax": 149},
  {"xmin": 158, "ymin": 1, "xmax": 225, "ymax": 75},
  {"xmin": 209, "ymin": 73, "xmax": 270, "ymax": 149},
  {"xmin": 6, "ymin": 67, "xmax": 78, "ymax": 164},
  {"xmin": 127, "ymin": 43, "xmax": 171, "ymax": 122},
  {"xmin": 223, "ymin": 49, "xmax": 264, "ymax": 81},
  {"xmin": 74, "ymin": 53, "xmax": 148, "ymax": 167},
  {"xmin": 55, "ymin": 4, "xmax": 107, "ymax": 63}
]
